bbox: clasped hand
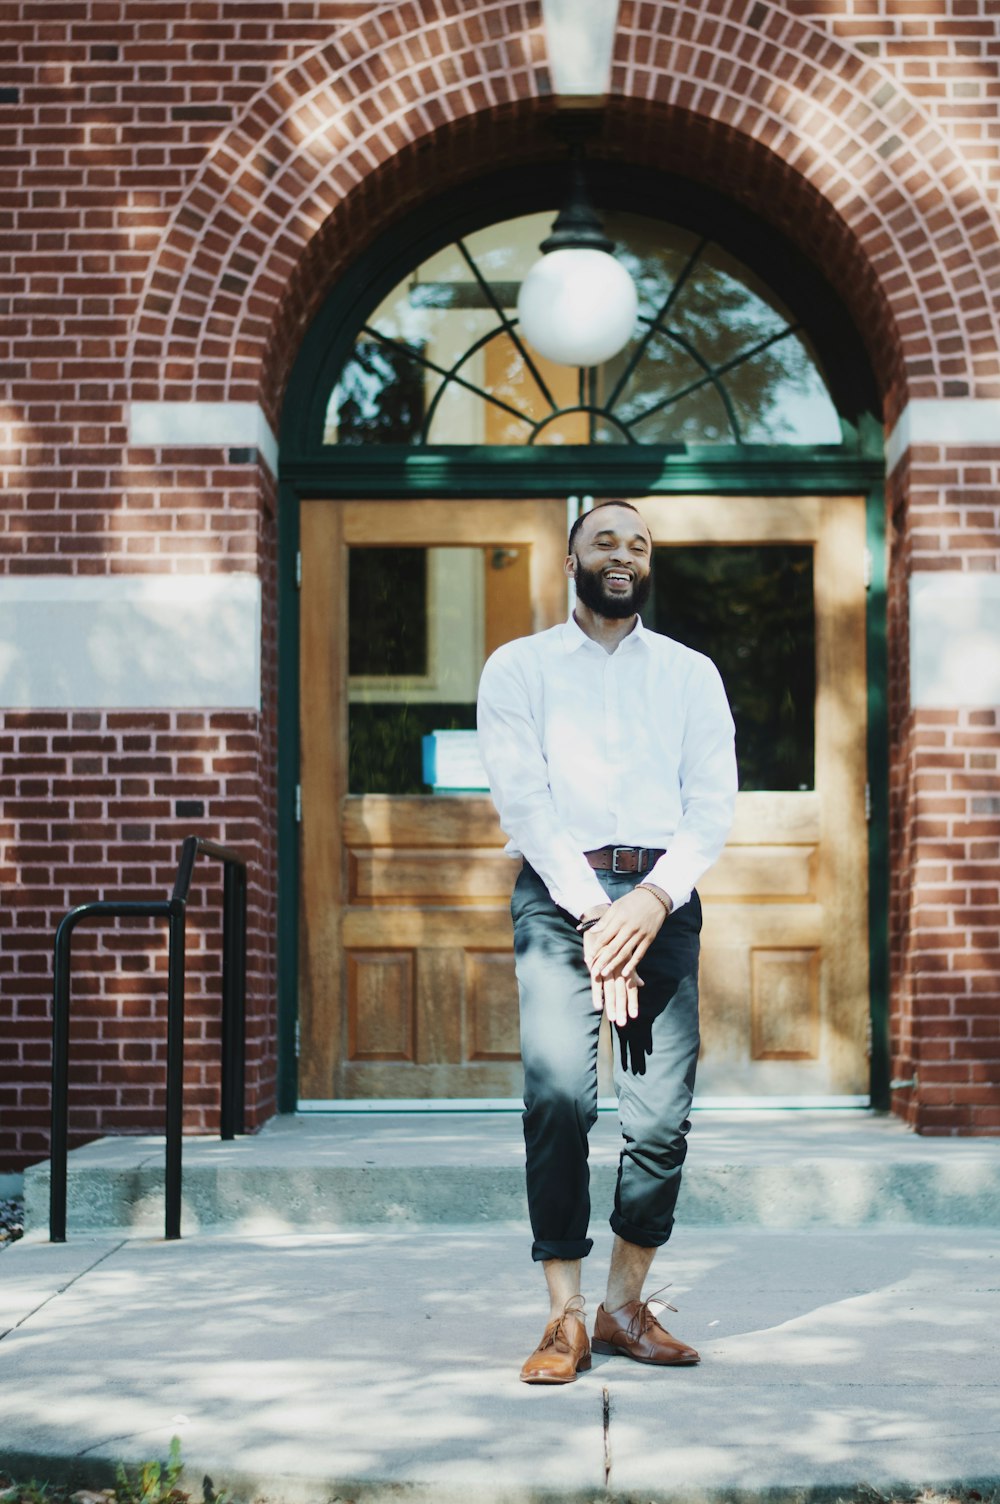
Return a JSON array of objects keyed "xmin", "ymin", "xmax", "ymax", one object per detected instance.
[{"xmin": 577, "ymin": 888, "xmax": 670, "ymax": 1028}]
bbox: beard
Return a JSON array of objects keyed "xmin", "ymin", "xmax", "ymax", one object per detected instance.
[{"xmin": 573, "ymin": 557, "xmax": 652, "ymax": 620}]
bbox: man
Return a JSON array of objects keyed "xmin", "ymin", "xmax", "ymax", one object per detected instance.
[{"xmin": 476, "ymin": 499, "xmax": 737, "ymax": 1384}]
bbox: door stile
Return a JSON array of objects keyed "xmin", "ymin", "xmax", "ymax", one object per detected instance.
[
  {"xmin": 814, "ymin": 495, "xmax": 870, "ymax": 1091},
  {"xmin": 299, "ymin": 501, "xmax": 349, "ymax": 1099}
]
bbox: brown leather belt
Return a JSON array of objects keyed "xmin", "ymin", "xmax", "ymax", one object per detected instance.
[{"xmin": 584, "ymin": 844, "xmax": 665, "ymax": 875}]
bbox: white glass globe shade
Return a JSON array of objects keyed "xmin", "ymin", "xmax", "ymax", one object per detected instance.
[{"xmin": 517, "ymin": 247, "xmax": 638, "ymax": 367}]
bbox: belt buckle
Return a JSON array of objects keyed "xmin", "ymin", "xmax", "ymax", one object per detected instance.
[{"xmin": 611, "ymin": 845, "xmax": 636, "ymax": 874}]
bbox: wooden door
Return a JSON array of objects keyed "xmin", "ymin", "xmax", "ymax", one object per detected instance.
[
  {"xmin": 299, "ymin": 494, "xmax": 870, "ymax": 1103},
  {"xmin": 299, "ymin": 499, "xmax": 566, "ymax": 1101},
  {"xmin": 639, "ymin": 494, "xmax": 869, "ymax": 1098}
]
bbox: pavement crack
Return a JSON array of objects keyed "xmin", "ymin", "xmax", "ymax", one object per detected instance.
[
  {"xmin": 602, "ymin": 1382, "xmax": 611, "ymax": 1487},
  {"xmin": 0, "ymin": 1238, "xmax": 126, "ymax": 1342},
  {"xmin": 75, "ymin": 1427, "xmax": 164, "ymax": 1460}
]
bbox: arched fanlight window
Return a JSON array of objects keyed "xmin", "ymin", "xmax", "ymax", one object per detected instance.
[{"xmin": 323, "ymin": 211, "xmax": 843, "ymax": 448}]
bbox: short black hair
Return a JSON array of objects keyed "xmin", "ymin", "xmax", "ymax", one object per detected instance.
[{"xmin": 568, "ymin": 499, "xmax": 645, "ymax": 553}]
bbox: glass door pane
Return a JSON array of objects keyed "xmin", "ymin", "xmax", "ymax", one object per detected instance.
[
  {"xmin": 649, "ymin": 544, "xmax": 815, "ymax": 791},
  {"xmin": 346, "ymin": 542, "xmax": 532, "ymax": 794}
]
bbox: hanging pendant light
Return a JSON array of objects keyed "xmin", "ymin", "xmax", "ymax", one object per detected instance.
[{"xmin": 517, "ymin": 155, "xmax": 638, "ymax": 368}]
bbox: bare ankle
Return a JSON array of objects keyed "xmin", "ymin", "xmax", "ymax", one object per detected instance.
[
  {"xmin": 550, "ymin": 1291, "xmax": 586, "ymax": 1322},
  {"xmin": 603, "ymin": 1286, "xmax": 639, "ymax": 1313},
  {"xmin": 604, "ymin": 1236, "xmax": 657, "ymax": 1313},
  {"xmin": 542, "ymin": 1257, "xmax": 583, "ymax": 1321}
]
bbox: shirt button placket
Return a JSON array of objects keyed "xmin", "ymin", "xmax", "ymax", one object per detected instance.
[{"xmin": 605, "ymin": 654, "xmax": 620, "ymax": 824}]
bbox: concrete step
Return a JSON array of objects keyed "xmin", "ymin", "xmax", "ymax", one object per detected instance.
[{"xmin": 24, "ymin": 1109, "xmax": 1000, "ymax": 1237}]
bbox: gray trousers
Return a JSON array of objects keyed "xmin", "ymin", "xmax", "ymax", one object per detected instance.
[{"xmin": 511, "ymin": 862, "xmax": 701, "ymax": 1262}]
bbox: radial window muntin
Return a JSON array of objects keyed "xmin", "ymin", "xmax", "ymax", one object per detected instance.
[{"xmin": 324, "ymin": 212, "xmax": 843, "ymax": 449}]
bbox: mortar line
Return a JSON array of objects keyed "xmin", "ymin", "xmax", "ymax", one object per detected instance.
[{"xmin": 0, "ymin": 1238, "xmax": 126, "ymax": 1343}]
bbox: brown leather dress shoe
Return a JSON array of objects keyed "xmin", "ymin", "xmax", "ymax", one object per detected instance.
[
  {"xmin": 592, "ymin": 1289, "xmax": 700, "ymax": 1366},
  {"xmin": 519, "ymin": 1295, "xmax": 592, "ymax": 1384}
]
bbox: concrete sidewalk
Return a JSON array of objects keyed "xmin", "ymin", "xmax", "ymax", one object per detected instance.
[{"xmin": 3, "ymin": 1222, "xmax": 1000, "ymax": 1503}]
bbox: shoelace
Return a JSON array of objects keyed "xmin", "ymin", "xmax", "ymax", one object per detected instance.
[
  {"xmin": 539, "ymin": 1293, "xmax": 587, "ymax": 1352},
  {"xmin": 626, "ymin": 1284, "xmax": 678, "ymax": 1342}
]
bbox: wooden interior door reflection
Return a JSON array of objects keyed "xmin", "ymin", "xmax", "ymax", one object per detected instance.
[{"xmin": 298, "ymin": 499, "xmax": 566, "ymax": 1100}]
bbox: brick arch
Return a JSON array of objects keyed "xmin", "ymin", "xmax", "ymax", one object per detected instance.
[{"xmin": 127, "ymin": 0, "xmax": 1000, "ymax": 428}]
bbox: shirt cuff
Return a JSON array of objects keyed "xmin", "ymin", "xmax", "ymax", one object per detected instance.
[
  {"xmin": 553, "ymin": 872, "xmax": 612, "ymax": 921},
  {"xmin": 646, "ymin": 855, "xmax": 691, "ymax": 914}
]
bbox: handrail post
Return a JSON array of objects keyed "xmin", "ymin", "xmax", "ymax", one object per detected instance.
[
  {"xmin": 49, "ymin": 838, "xmax": 247, "ymax": 1243},
  {"xmin": 220, "ymin": 858, "xmax": 248, "ymax": 1140},
  {"xmin": 221, "ymin": 861, "xmax": 237, "ymax": 1140},
  {"xmin": 235, "ymin": 861, "xmax": 247, "ymax": 1136},
  {"xmin": 171, "ymin": 834, "xmax": 199, "ymax": 905},
  {"xmin": 164, "ymin": 899, "xmax": 187, "ymax": 1240},
  {"xmin": 50, "ymin": 899, "xmax": 169, "ymax": 1242},
  {"xmin": 50, "ymin": 915, "xmax": 74, "ymax": 1243}
]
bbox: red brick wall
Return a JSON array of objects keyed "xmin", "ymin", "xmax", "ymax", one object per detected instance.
[
  {"xmin": 2, "ymin": 0, "xmax": 999, "ymax": 1167},
  {"xmin": 0, "ymin": 706, "xmax": 277, "ymax": 1165},
  {"xmin": 0, "ymin": 452, "xmax": 278, "ymax": 1172},
  {"xmin": 888, "ymin": 447, "xmax": 1000, "ymax": 1135},
  {"xmin": 889, "ymin": 704, "xmax": 1000, "ymax": 1135}
]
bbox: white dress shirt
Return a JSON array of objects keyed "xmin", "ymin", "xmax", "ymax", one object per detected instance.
[{"xmin": 476, "ymin": 613, "xmax": 737, "ymax": 919}]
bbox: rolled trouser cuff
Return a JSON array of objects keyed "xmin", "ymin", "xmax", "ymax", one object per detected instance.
[
  {"xmin": 531, "ymin": 1236, "xmax": 595, "ymax": 1262},
  {"xmin": 609, "ymin": 1209, "xmax": 674, "ymax": 1248}
]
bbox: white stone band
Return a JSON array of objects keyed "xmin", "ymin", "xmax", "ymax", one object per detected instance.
[
  {"xmin": 0, "ymin": 575, "xmax": 262, "ymax": 710},
  {"xmin": 542, "ymin": 0, "xmax": 620, "ymax": 96},
  {"xmin": 910, "ymin": 572, "xmax": 1000, "ymax": 709},
  {"xmin": 886, "ymin": 399, "xmax": 1000, "ymax": 473},
  {"xmin": 129, "ymin": 401, "xmax": 279, "ymax": 477}
]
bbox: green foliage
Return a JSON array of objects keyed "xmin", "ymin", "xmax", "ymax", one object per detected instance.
[
  {"xmin": 614, "ymin": 229, "xmax": 835, "ymax": 445},
  {"xmin": 0, "ymin": 1448, "xmax": 230, "ymax": 1504},
  {"xmin": 348, "ymin": 546, "xmax": 428, "ymax": 676},
  {"xmin": 349, "ymin": 701, "xmax": 477, "ymax": 794},
  {"xmin": 114, "ymin": 1438, "xmax": 185, "ymax": 1504},
  {"xmin": 651, "ymin": 543, "xmax": 815, "ymax": 791},
  {"xmin": 2, "ymin": 1482, "xmax": 52, "ymax": 1504}
]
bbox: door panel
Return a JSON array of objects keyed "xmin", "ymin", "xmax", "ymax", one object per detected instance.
[{"xmin": 299, "ymin": 495, "xmax": 869, "ymax": 1102}]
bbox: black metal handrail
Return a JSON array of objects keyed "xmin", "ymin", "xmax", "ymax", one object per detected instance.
[{"xmin": 49, "ymin": 835, "xmax": 247, "ymax": 1242}]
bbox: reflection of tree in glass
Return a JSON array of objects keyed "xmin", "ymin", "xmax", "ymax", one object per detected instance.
[
  {"xmin": 349, "ymin": 703, "xmax": 477, "ymax": 794},
  {"xmin": 651, "ymin": 546, "xmax": 815, "ymax": 791},
  {"xmin": 609, "ymin": 244, "xmax": 819, "ymax": 444},
  {"xmin": 333, "ymin": 340, "xmax": 425, "ymax": 444},
  {"xmin": 347, "ymin": 548, "xmax": 481, "ymax": 793},
  {"xmin": 323, "ymin": 219, "xmax": 841, "ymax": 448},
  {"xmin": 348, "ymin": 547, "xmax": 427, "ymax": 677}
]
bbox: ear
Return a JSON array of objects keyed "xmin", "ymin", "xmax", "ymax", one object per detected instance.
[{"xmin": 564, "ymin": 554, "xmax": 576, "ymax": 578}]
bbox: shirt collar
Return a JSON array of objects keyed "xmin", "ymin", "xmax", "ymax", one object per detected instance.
[{"xmin": 561, "ymin": 612, "xmax": 650, "ymax": 654}]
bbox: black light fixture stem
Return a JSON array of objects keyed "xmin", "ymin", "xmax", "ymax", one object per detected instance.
[{"xmin": 539, "ymin": 151, "xmax": 614, "ymax": 256}]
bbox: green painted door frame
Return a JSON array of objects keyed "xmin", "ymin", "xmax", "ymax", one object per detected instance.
[{"xmin": 275, "ymin": 449, "xmax": 889, "ymax": 1113}]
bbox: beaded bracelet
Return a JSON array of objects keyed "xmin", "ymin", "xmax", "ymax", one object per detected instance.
[{"xmin": 638, "ymin": 882, "xmax": 672, "ymax": 914}]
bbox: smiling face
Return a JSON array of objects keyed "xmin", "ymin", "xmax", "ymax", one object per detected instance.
[{"xmin": 566, "ymin": 504, "xmax": 653, "ymax": 621}]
